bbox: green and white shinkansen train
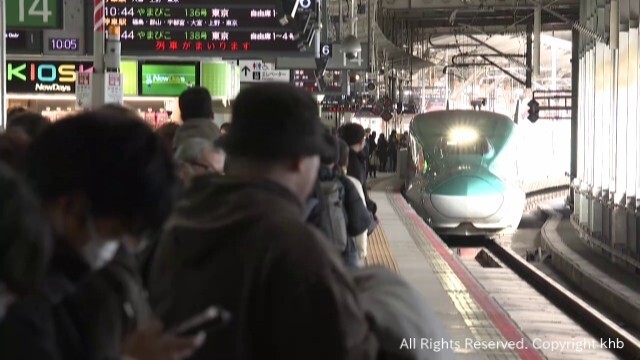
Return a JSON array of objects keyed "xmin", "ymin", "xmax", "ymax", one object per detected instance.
[{"xmin": 402, "ymin": 110, "xmax": 525, "ymax": 236}]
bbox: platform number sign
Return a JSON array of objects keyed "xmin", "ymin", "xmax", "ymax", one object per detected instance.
[
  {"xmin": 7, "ymin": 0, "xmax": 62, "ymax": 29},
  {"xmin": 321, "ymin": 43, "xmax": 333, "ymax": 58},
  {"xmin": 298, "ymin": 0, "xmax": 313, "ymax": 9},
  {"xmin": 291, "ymin": 0, "xmax": 316, "ymax": 15}
]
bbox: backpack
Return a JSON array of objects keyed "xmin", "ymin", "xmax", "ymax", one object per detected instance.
[
  {"xmin": 319, "ymin": 179, "xmax": 349, "ymax": 252},
  {"xmin": 352, "ymin": 267, "xmax": 455, "ymax": 360}
]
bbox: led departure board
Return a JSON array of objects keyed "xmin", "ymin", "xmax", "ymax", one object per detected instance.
[
  {"xmin": 292, "ymin": 69, "xmax": 318, "ymax": 93},
  {"xmin": 292, "ymin": 69, "xmax": 344, "ymax": 94},
  {"xmin": 322, "ymin": 70, "xmax": 343, "ymax": 94},
  {"xmin": 105, "ymin": 0, "xmax": 303, "ymax": 55}
]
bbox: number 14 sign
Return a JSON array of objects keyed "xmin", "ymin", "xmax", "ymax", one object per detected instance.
[{"xmin": 7, "ymin": 0, "xmax": 63, "ymax": 29}]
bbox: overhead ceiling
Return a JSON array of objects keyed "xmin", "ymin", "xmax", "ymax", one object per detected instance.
[
  {"xmin": 379, "ymin": 0, "xmax": 579, "ymax": 34},
  {"xmin": 323, "ymin": 0, "xmax": 577, "ymax": 89}
]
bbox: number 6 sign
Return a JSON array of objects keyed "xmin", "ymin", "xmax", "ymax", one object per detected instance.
[
  {"xmin": 321, "ymin": 43, "xmax": 332, "ymax": 58},
  {"xmin": 298, "ymin": 0, "xmax": 313, "ymax": 9}
]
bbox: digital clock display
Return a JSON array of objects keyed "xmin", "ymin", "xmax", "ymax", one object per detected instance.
[
  {"xmin": 49, "ymin": 38, "xmax": 79, "ymax": 51},
  {"xmin": 103, "ymin": 0, "xmax": 311, "ymax": 55}
]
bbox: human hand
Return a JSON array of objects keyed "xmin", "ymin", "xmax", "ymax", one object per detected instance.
[{"xmin": 122, "ymin": 320, "xmax": 206, "ymax": 360}]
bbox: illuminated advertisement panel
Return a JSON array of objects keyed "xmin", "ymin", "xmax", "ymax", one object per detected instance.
[
  {"xmin": 6, "ymin": 61, "xmax": 93, "ymax": 93},
  {"xmin": 138, "ymin": 62, "xmax": 199, "ymax": 96},
  {"xmin": 6, "ymin": 60, "xmax": 138, "ymax": 94}
]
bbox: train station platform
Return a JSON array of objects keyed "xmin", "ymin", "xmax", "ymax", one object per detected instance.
[
  {"xmin": 365, "ymin": 179, "xmax": 619, "ymax": 359},
  {"xmin": 541, "ymin": 204, "xmax": 640, "ymax": 333}
]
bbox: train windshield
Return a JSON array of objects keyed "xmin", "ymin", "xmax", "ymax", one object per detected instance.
[{"xmin": 436, "ymin": 128, "xmax": 493, "ymax": 157}]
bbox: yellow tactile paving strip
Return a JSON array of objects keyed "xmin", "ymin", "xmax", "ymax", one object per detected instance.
[{"xmin": 365, "ymin": 225, "xmax": 399, "ymax": 272}]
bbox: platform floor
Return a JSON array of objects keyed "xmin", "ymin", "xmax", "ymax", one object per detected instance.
[{"xmin": 366, "ymin": 188, "xmax": 618, "ymax": 359}]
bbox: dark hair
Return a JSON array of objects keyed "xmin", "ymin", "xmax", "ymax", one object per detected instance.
[
  {"xmin": 220, "ymin": 122, "xmax": 231, "ymax": 133},
  {"xmin": 97, "ymin": 103, "xmax": 141, "ymax": 119},
  {"xmin": 179, "ymin": 87, "xmax": 213, "ymax": 122},
  {"xmin": 0, "ymin": 130, "xmax": 31, "ymax": 174},
  {"xmin": 27, "ymin": 111, "xmax": 179, "ymax": 233},
  {"xmin": 7, "ymin": 107, "xmax": 28, "ymax": 122},
  {"xmin": 156, "ymin": 122, "xmax": 181, "ymax": 151},
  {"xmin": 7, "ymin": 112, "xmax": 50, "ymax": 139},
  {"xmin": 340, "ymin": 123, "xmax": 366, "ymax": 146},
  {"xmin": 0, "ymin": 163, "xmax": 51, "ymax": 294},
  {"xmin": 320, "ymin": 130, "xmax": 338, "ymax": 165},
  {"xmin": 338, "ymin": 139, "xmax": 350, "ymax": 169}
]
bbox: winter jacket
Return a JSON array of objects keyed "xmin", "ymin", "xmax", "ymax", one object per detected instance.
[
  {"xmin": 147, "ymin": 176, "xmax": 378, "ymax": 360},
  {"xmin": 0, "ymin": 242, "xmax": 152, "ymax": 360},
  {"xmin": 346, "ymin": 175, "xmax": 368, "ymax": 259},
  {"xmin": 347, "ymin": 149, "xmax": 377, "ymax": 215}
]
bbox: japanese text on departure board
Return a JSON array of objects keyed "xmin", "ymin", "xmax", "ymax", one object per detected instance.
[{"xmin": 105, "ymin": 0, "xmax": 301, "ymax": 54}]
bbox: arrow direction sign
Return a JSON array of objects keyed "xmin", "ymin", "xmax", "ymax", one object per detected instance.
[{"xmin": 238, "ymin": 60, "xmax": 262, "ymax": 82}]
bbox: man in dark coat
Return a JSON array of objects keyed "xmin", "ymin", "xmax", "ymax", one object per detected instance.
[
  {"xmin": 148, "ymin": 83, "xmax": 378, "ymax": 360},
  {"xmin": 341, "ymin": 123, "xmax": 377, "ymax": 217}
]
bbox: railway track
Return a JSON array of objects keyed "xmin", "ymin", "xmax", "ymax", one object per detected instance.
[
  {"xmin": 524, "ymin": 184, "xmax": 571, "ymax": 212},
  {"xmin": 441, "ymin": 185, "xmax": 640, "ymax": 359}
]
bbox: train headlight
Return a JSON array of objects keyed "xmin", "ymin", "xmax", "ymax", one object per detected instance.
[{"xmin": 447, "ymin": 128, "xmax": 478, "ymax": 145}]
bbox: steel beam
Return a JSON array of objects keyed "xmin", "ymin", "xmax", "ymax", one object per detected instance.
[
  {"xmin": 526, "ymin": 25, "xmax": 533, "ymax": 88},
  {"xmin": 479, "ymin": 56, "xmax": 527, "ymax": 85},
  {"xmin": 571, "ymin": 29, "xmax": 579, "ymax": 193},
  {"xmin": 465, "ymin": 34, "xmax": 527, "ymax": 69}
]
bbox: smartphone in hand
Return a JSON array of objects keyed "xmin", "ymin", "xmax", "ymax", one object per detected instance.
[{"xmin": 170, "ymin": 305, "xmax": 231, "ymax": 337}]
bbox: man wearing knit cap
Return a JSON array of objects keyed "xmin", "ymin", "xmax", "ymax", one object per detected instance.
[{"xmin": 148, "ymin": 82, "xmax": 378, "ymax": 360}]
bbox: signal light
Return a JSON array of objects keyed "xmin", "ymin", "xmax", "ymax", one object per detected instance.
[{"xmin": 527, "ymin": 99, "xmax": 540, "ymax": 123}]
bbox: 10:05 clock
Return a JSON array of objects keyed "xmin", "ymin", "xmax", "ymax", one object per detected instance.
[{"xmin": 49, "ymin": 38, "xmax": 79, "ymax": 51}]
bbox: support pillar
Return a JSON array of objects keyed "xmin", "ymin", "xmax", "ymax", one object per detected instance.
[
  {"xmin": 93, "ymin": 0, "xmax": 106, "ymax": 108},
  {"xmin": 533, "ymin": 5, "xmax": 541, "ymax": 78},
  {"xmin": 571, "ymin": 29, "xmax": 580, "ymax": 203},
  {"xmin": 0, "ymin": 0, "xmax": 6, "ymax": 128}
]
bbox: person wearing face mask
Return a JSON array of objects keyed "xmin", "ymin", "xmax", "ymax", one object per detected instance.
[{"xmin": 0, "ymin": 112, "xmax": 204, "ymax": 360}]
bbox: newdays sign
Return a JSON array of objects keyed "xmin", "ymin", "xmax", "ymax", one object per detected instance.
[{"xmin": 7, "ymin": 61, "xmax": 93, "ymax": 94}]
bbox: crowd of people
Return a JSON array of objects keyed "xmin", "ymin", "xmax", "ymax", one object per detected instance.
[
  {"xmin": 0, "ymin": 83, "xmax": 446, "ymax": 360},
  {"xmin": 361, "ymin": 129, "xmax": 409, "ymax": 179}
]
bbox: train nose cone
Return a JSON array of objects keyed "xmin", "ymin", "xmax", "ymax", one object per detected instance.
[{"xmin": 429, "ymin": 175, "xmax": 505, "ymax": 219}]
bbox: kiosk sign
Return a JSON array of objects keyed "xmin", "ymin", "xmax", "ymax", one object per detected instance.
[{"xmin": 7, "ymin": 61, "xmax": 93, "ymax": 93}]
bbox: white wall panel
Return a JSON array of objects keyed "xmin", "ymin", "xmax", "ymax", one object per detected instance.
[
  {"xmin": 616, "ymin": 33, "xmax": 629, "ymax": 202},
  {"xmin": 627, "ymin": 28, "xmax": 638, "ymax": 198},
  {"xmin": 578, "ymin": 56, "xmax": 586, "ymax": 183},
  {"xmin": 588, "ymin": 46, "xmax": 609, "ymax": 190},
  {"xmin": 605, "ymin": 45, "xmax": 616, "ymax": 193}
]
